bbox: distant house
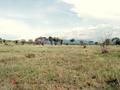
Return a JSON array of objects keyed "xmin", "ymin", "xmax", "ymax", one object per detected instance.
[{"xmin": 35, "ymin": 37, "xmax": 48, "ymax": 45}]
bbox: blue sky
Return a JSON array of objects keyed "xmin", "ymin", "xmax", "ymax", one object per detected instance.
[{"xmin": 0, "ymin": 0, "xmax": 120, "ymax": 40}]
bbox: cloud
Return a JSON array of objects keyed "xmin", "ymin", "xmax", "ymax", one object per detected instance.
[
  {"xmin": 60, "ymin": 0, "xmax": 120, "ymax": 41},
  {"xmin": 0, "ymin": 18, "xmax": 51, "ymax": 40},
  {"xmin": 0, "ymin": 18, "xmax": 120, "ymax": 41},
  {"xmin": 62, "ymin": 0, "xmax": 120, "ymax": 19},
  {"xmin": 0, "ymin": 0, "xmax": 80, "ymax": 40},
  {"xmin": 62, "ymin": 24, "xmax": 120, "ymax": 41},
  {"xmin": 0, "ymin": 18, "xmax": 77, "ymax": 40},
  {"xmin": 0, "ymin": 0, "xmax": 80, "ymax": 28},
  {"xmin": 0, "ymin": 0, "xmax": 120, "ymax": 41}
]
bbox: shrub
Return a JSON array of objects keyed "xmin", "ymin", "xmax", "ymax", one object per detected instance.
[{"xmin": 25, "ymin": 53, "xmax": 35, "ymax": 58}]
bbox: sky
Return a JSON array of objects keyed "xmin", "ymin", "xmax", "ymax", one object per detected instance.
[{"xmin": 0, "ymin": 0, "xmax": 120, "ymax": 41}]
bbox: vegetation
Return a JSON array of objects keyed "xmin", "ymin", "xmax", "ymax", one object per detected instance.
[
  {"xmin": 0, "ymin": 38, "xmax": 2, "ymax": 44},
  {"xmin": 48, "ymin": 37, "xmax": 63, "ymax": 45},
  {"xmin": 21, "ymin": 39, "xmax": 26, "ymax": 45},
  {"xmin": 28, "ymin": 39, "xmax": 33, "ymax": 44},
  {"xmin": 112, "ymin": 37, "xmax": 120, "ymax": 45},
  {"xmin": 48, "ymin": 36, "xmax": 53, "ymax": 45},
  {"xmin": 0, "ymin": 44, "xmax": 119, "ymax": 90},
  {"xmin": 0, "ymin": 36, "xmax": 120, "ymax": 90},
  {"xmin": 70, "ymin": 39, "xmax": 75, "ymax": 44},
  {"xmin": 14, "ymin": 40, "xmax": 19, "ymax": 45}
]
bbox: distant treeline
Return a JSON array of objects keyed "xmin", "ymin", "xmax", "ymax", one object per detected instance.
[{"xmin": 0, "ymin": 37, "xmax": 120, "ymax": 45}]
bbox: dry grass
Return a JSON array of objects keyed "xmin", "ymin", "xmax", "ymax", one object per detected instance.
[{"xmin": 0, "ymin": 45, "xmax": 120, "ymax": 90}]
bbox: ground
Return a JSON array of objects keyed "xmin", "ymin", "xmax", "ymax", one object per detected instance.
[{"xmin": 0, "ymin": 45, "xmax": 120, "ymax": 90}]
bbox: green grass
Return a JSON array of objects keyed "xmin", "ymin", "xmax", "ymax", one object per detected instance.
[{"xmin": 0, "ymin": 44, "xmax": 120, "ymax": 90}]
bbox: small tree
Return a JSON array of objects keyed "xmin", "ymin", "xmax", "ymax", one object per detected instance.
[
  {"xmin": 100, "ymin": 31, "xmax": 112, "ymax": 54},
  {"xmin": 95, "ymin": 42, "xmax": 99, "ymax": 45},
  {"xmin": 60, "ymin": 39, "xmax": 63, "ymax": 45},
  {"xmin": 89, "ymin": 41, "xmax": 94, "ymax": 45},
  {"xmin": 53, "ymin": 37, "xmax": 59, "ymax": 45},
  {"xmin": 21, "ymin": 39, "xmax": 26, "ymax": 45},
  {"xmin": 112, "ymin": 37, "xmax": 120, "ymax": 45},
  {"xmin": 48, "ymin": 36, "xmax": 53, "ymax": 45},
  {"xmin": 14, "ymin": 40, "xmax": 19, "ymax": 45},
  {"xmin": 2, "ymin": 39, "xmax": 7, "ymax": 45},
  {"xmin": 104, "ymin": 38, "xmax": 111, "ymax": 45},
  {"xmin": 28, "ymin": 39, "xmax": 33, "ymax": 44},
  {"xmin": 80, "ymin": 40, "xmax": 84, "ymax": 45},
  {"xmin": 70, "ymin": 39, "xmax": 75, "ymax": 44},
  {"xmin": 0, "ymin": 38, "xmax": 2, "ymax": 44}
]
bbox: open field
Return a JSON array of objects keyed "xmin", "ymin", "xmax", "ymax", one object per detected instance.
[{"xmin": 0, "ymin": 45, "xmax": 120, "ymax": 90}]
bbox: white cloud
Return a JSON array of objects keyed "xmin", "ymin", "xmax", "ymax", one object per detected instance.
[
  {"xmin": 62, "ymin": 24, "xmax": 120, "ymax": 41},
  {"xmin": 0, "ymin": 18, "xmax": 119, "ymax": 40},
  {"xmin": 60, "ymin": 0, "xmax": 120, "ymax": 41},
  {"xmin": 62, "ymin": 0, "xmax": 120, "ymax": 19},
  {"xmin": 0, "ymin": 18, "xmax": 74, "ymax": 40},
  {"xmin": 0, "ymin": 18, "xmax": 51, "ymax": 40},
  {"xmin": 0, "ymin": 0, "xmax": 120, "ymax": 41}
]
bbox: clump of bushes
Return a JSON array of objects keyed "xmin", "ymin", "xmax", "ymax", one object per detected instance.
[
  {"xmin": 101, "ymin": 48, "xmax": 109, "ymax": 54},
  {"xmin": 83, "ymin": 45, "xmax": 87, "ymax": 48},
  {"xmin": 101, "ymin": 43, "xmax": 109, "ymax": 54},
  {"xmin": 25, "ymin": 53, "xmax": 35, "ymax": 58}
]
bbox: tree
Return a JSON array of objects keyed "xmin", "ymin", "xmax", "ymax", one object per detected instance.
[
  {"xmin": 21, "ymin": 39, "xmax": 26, "ymax": 45},
  {"xmin": 116, "ymin": 39, "xmax": 120, "ymax": 45},
  {"xmin": 48, "ymin": 36, "xmax": 53, "ymax": 45},
  {"xmin": 35, "ymin": 37, "xmax": 47, "ymax": 46},
  {"xmin": 104, "ymin": 38, "xmax": 111, "ymax": 45},
  {"xmin": 100, "ymin": 32, "xmax": 112, "ymax": 54},
  {"xmin": 112, "ymin": 37, "xmax": 119, "ymax": 41},
  {"xmin": 95, "ymin": 42, "xmax": 99, "ymax": 45},
  {"xmin": 70, "ymin": 39, "xmax": 75, "ymax": 44},
  {"xmin": 0, "ymin": 38, "xmax": 2, "ymax": 44},
  {"xmin": 112, "ymin": 37, "xmax": 120, "ymax": 45},
  {"xmin": 14, "ymin": 40, "xmax": 19, "ymax": 45},
  {"xmin": 89, "ymin": 41, "xmax": 94, "ymax": 45},
  {"xmin": 53, "ymin": 37, "xmax": 59, "ymax": 45},
  {"xmin": 80, "ymin": 40, "xmax": 84, "ymax": 45},
  {"xmin": 2, "ymin": 39, "xmax": 6, "ymax": 45},
  {"xmin": 60, "ymin": 39, "xmax": 63, "ymax": 45},
  {"xmin": 28, "ymin": 39, "xmax": 33, "ymax": 44}
]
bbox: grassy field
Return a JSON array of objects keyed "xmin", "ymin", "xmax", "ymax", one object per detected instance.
[{"xmin": 0, "ymin": 44, "xmax": 120, "ymax": 90}]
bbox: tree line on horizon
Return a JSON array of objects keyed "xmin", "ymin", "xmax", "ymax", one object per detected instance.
[{"xmin": 0, "ymin": 36, "xmax": 120, "ymax": 46}]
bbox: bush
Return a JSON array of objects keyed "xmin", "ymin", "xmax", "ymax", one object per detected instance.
[{"xmin": 25, "ymin": 53, "xmax": 35, "ymax": 58}]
